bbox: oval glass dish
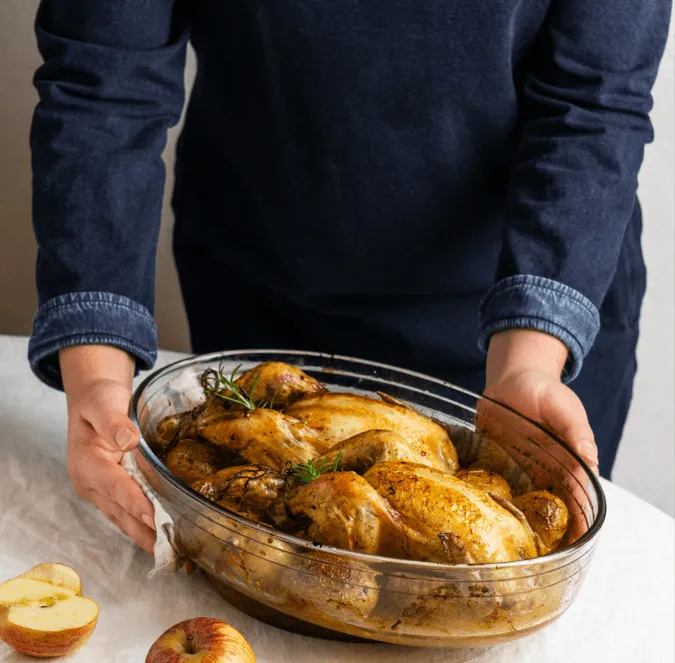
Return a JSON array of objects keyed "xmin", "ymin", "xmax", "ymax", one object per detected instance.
[{"xmin": 130, "ymin": 350, "xmax": 605, "ymax": 648}]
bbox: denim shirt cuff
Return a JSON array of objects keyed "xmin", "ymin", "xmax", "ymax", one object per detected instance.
[
  {"xmin": 28, "ymin": 292, "xmax": 158, "ymax": 391},
  {"xmin": 478, "ymin": 275, "xmax": 601, "ymax": 383}
]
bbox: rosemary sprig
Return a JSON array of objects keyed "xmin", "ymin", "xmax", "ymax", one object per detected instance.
[
  {"xmin": 292, "ymin": 450, "xmax": 343, "ymax": 484},
  {"xmin": 204, "ymin": 364, "xmax": 273, "ymax": 410}
]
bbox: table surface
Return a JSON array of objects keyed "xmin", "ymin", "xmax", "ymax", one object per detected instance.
[{"xmin": 0, "ymin": 335, "xmax": 673, "ymax": 663}]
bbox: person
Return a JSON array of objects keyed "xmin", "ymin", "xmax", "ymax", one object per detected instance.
[{"xmin": 28, "ymin": 0, "xmax": 670, "ymax": 555}]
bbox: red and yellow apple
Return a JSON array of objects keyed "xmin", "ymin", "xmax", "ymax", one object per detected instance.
[
  {"xmin": 0, "ymin": 563, "xmax": 98, "ymax": 658},
  {"xmin": 146, "ymin": 617, "xmax": 256, "ymax": 663}
]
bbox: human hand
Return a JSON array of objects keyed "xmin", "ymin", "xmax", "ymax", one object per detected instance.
[
  {"xmin": 60, "ymin": 345, "xmax": 156, "ymax": 554},
  {"xmin": 484, "ymin": 329, "xmax": 599, "ymax": 474}
]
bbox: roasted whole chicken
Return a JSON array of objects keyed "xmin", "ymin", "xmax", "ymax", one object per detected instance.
[{"xmin": 153, "ymin": 361, "xmax": 570, "ymax": 565}]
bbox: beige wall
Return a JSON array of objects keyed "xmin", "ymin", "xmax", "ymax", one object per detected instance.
[
  {"xmin": 1, "ymin": 2, "xmax": 673, "ymax": 514},
  {"xmin": 1, "ymin": 1, "xmax": 39, "ymax": 337},
  {"xmin": 0, "ymin": 0, "xmax": 191, "ymax": 352}
]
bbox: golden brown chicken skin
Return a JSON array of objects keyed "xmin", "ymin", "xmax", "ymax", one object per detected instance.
[
  {"xmin": 234, "ymin": 362, "xmax": 325, "ymax": 409},
  {"xmin": 287, "ymin": 472, "xmax": 409, "ymax": 555},
  {"xmin": 287, "ymin": 471, "xmax": 445, "ymax": 561},
  {"xmin": 197, "ymin": 409, "xmax": 331, "ymax": 470},
  {"xmin": 314, "ymin": 429, "xmax": 436, "ymax": 475},
  {"xmin": 191, "ymin": 464, "xmax": 299, "ymax": 524},
  {"xmin": 155, "ymin": 389, "xmax": 228, "ymax": 452},
  {"xmin": 157, "ymin": 362, "xmax": 325, "ymax": 450},
  {"xmin": 285, "ymin": 392, "xmax": 459, "ymax": 473},
  {"xmin": 365, "ymin": 462, "xmax": 538, "ymax": 563}
]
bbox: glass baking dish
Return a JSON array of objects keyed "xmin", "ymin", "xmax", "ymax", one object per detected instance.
[{"xmin": 130, "ymin": 350, "xmax": 605, "ymax": 648}]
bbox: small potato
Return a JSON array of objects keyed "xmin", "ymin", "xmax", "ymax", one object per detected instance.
[
  {"xmin": 513, "ymin": 490, "xmax": 570, "ymax": 554},
  {"xmin": 164, "ymin": 438, "xmax": 222, "ymax": 485},
  {"xmin": 456, "ymin": 469, "xmax": 513, "ymax": 502}
]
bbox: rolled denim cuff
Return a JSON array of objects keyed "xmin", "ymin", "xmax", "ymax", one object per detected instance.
[
  {"xmin": 28, "ymin": 292, "xmax": 158, "ymax": 391},
  {"xmin": 478, "ymin": 275, "xmax": 600, "ymax": 383}
]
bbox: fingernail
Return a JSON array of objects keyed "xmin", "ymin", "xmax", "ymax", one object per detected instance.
[
  {"xmin": 141, "ymin": 514, "xmax": 155, "ymax": 530},
  {"xmin": 115, "ymin": 428, "xmax": 136, "ymax": 451},
  {"xmin": 579, "ymin": 440, "xmax": 599, "ymax": 474},
  {"xmin": 580, "ymin": 453, "xmax": 599, "ymax": 471},
  {"xmin": 579, "ymin": 440, "xmax": 598, "ymax": 461}
]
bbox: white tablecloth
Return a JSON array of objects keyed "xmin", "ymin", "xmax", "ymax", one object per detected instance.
[{"xmin": 0, "ymin": 335, "xmax": 673, "ymax": 663}]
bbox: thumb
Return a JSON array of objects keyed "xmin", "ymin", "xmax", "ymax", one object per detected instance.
[
  {"xmin": 538, "ymin": 381, "xmax": 598, "ymax": 472},
  {"xmin": 79, "ymin": 381, "xmax": 140, "ymax": 452}
]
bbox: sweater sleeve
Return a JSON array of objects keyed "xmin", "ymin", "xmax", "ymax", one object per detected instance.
[
  {"xmin": 479, "ymin": 0, "xmax": 671, "ymax": 381},
  {"xmin": 29, "ymin": 0, "xmax": 189, "ymax": 389}
]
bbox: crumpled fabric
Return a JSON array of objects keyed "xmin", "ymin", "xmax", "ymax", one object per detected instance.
[
  {"xmin": 122, "ymin": 360, "xmax": 208, "ymax": 576},
  {"xmin": 122, "ymin": 452, "xmax": 183, "ymax": 577}
]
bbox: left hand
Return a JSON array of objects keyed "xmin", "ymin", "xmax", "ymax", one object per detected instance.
[{"xmin": 484, "ymin": 329, "xmax": 599, "ymax": 474}]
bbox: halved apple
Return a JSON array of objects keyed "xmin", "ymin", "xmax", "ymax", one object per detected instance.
[
  {"xmin": 20, "ymin": 563, "xmax": 83, "ymax": 595},
  {"xmin": 0, "ymin": 564, "xmax": 98, "ymax": 658}
]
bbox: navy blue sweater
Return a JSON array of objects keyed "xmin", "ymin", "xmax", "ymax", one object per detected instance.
[{"xmin": 29, "ymin": 0, "xmax": 670, "ymax": 389}]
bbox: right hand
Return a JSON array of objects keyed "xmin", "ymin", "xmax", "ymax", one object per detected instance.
[{"xmin": 60, "ymin": 345, "xmax": 156, "ymax": 555}]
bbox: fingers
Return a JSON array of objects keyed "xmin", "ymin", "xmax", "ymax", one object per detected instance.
[
  {"xmin": 66, "ymin": 375, "xmax": 156, "ymax": 557},
  {"xmin": 538, "ymin": 381, "xmax": 599, "ymax": 474},
  {"xmin": 81, "ymin": 452, "xmax": 156, "ymax": 529},
  {"xmin": 78, "ymin": 380, "xmax": 140, "ymax": 452},
  {"xmin": 87, "ymin": 492, "xmax": 156, "ymax": 556},
  {"xmin": 70, "ymin": 449, "xmax": 157, "ymax": 556},
  {"xmin": 481, "ymin": 372, "xmax": 599, "ymax": 475}
]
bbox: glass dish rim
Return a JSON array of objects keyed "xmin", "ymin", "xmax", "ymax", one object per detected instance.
[{"xmin": 130, "ymin": 348, "xmax": 607, "ymax": 572}]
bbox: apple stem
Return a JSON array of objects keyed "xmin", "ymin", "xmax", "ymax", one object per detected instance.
[{"xmin": 184, "ymin": 634, "xmax": 196, "ymax": 655}]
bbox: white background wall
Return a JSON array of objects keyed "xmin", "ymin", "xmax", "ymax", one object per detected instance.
[{"xmin": 1, "ymin": 1, "xmax": 673, "ymax": 515}]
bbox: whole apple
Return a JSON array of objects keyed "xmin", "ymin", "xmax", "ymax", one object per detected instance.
[{"xmin": 146, "ymin": 617, "xmax": 255, "ymax": 663}]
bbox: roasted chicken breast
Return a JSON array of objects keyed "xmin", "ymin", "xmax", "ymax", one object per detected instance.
[{"xmin": 286, "ymin": 392, "xmax": 458, "ymax": 473}]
